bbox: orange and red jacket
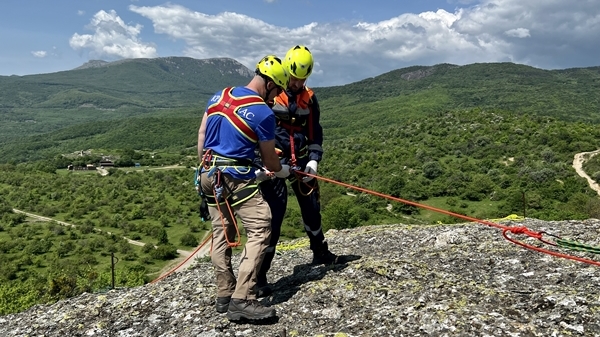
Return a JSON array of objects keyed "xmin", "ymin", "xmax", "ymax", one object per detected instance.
[{"xmin": 271, "ymin": 87, "xmax": 323, "ymax": 164}]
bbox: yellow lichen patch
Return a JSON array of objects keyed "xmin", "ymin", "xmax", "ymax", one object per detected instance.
[
  {"xmin": 347, "ymin": 226, "xmax": 397, "ymax": 237},
  {"xmin": 448, "ymin": 296, "xmax": 469, "ymax": 311},
  {"xmin": 376, "ymin": 267, "xmax": 389, "ymax": 276},
  {"xmin": 276, "ymin": 238, "xmax": 310, "ymax": 251},
  {"xmin": 59, "ymin": 312, "xmax": 72, "ymax": 323},
  {"xmin": 488, "ymin": 214, "xmax": 524, "ymax": 222}
]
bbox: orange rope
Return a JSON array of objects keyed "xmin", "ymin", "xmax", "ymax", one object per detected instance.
[
  {"xmin": 289, "ymin": 133, "xmax": 297, "ymax": 168},
  {"xmin": 214, "ymin": 192, "xmax": 242, "ymax": 248},
  {"xmin": 297, "ymin": 170, "xmax": 600, "ymax": 267},
  {"xmin": 151, "ymin": 233, "xmax": 212, "ymax": 284}
]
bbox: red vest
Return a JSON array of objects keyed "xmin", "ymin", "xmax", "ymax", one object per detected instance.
[{"xmin": 272, "ymin": 87, "xmax": 315, "ymax": 140}]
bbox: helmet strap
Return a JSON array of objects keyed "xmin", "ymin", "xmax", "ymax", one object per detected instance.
[{"xmin": 260, "ymin": 74, "xmax": 275, "ymax": 101}]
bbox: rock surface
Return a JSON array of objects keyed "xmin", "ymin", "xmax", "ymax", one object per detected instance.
[{"xmin": 1, "ymin": 218, "xmax": 600, "ymax": 337}]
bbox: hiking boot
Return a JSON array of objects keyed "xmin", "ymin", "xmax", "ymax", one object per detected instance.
[
  {"xmin": 311, "ymin": 241, "xmax": 340, "ymax": 265},
  {"xmin": 257, "ymin": 284, "xmax": 273, "ymax": 298},
  {"xmin": 226, "ymin": 299, "xmax": 276, "ymax": 321},
  {"xmin": 256, "ymin": 270, "xmax": 273, "ymax": 298},
  {"xmin": 215, "ymin": 296, "xmax": 231, "ymax": 313}
]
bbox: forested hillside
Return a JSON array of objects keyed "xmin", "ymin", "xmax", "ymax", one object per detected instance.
[{"xmin": 317, "ymin": 63, "xmax": 600, "ymax": 139}]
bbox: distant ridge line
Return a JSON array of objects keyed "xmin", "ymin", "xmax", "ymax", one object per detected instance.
[{"xmin": 73, "ymin": 57, "xmax": 248, "ymax": 71}]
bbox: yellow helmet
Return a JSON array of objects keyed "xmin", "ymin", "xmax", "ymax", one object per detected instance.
[
  {"xmin": 255, "ymin": 55, "xmax": 290, "ymax": 89},
  {"xmin": 284, "ymin": 45, "xmax": 314, "ymax": 79}
]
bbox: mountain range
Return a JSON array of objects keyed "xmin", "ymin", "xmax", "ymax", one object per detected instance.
[
  {"xmin": 0, "ymin": 57, "xmax": 254, "ymax": 146},
  {"xmin": 0, "ymin": 56, "xmax": 599, "ymax": 164}
]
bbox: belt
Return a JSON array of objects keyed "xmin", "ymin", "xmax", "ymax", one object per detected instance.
[
  {"xmin": 202, "ymin": 150, "xmax": 253, "ymax": 168},
  {"xmin": 208, "ymin": 158, "xmax": 252, "ymax": 167}
]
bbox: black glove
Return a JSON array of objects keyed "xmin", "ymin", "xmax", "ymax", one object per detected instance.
[{"xmin": 199, "ymin": 197, "xmax": 211, "ymax": 221}]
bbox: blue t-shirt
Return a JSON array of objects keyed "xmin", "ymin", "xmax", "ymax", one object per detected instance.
[{"xmin": 203, "ymin": 86, "xmax": 275, "ymax": 179}]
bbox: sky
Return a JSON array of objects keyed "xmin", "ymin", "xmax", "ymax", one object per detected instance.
[{"xmin": 1, "ymin": 0, "xmax": 599, "ymax": 87}]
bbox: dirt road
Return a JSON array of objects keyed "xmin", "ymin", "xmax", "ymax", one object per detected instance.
[
  {"xmin": 572, "ymin": 149, "xmax": 600, "ymax": 196},
  {"xmin": 12, "ymin": 209, "xmax": 192, "ymax": 256}
]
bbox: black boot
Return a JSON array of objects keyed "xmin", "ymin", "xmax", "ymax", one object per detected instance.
[
  {"xmin": 311, "ymin": 241, "xmax": 339, "ymax": 265},
  {"xmin": 227, "ymin": 299, "xmax": 276, "ymax": 321},
  {"xmin": 257, "ymin": 250, "xmax": 275, "ymax": 297},
  {"xmin": 215, "ymin": 296, "xmax": 231, "ymax": 313},
  {"xmin": 257, "ymin": 284, "xmax": 273, "ymax": 298}
]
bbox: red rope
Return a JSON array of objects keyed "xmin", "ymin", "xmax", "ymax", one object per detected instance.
[
  {"xmin": 289, "ymin": 132, "xmax": 297, "ymax": 167},
  {"xmin": 151, "ymin": 233, "xmax": 213, "ymax": 284},
  {"xmin": 297, "ymin": 170, "xmax": 600, "ymax": 267}
]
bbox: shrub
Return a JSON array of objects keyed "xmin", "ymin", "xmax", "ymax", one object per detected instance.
[
  {"xmin": 180, "ymin": 233, "xmax": 198, "ymax": 247},
  {"xmin": 150, "ymin": 244, "xmax": 178, "ymax": 260}
]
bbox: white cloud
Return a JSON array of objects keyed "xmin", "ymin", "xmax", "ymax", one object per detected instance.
[
  {"xmin": 77, "ymin": 10, "xmax": 85, "ymax": 16},
  {"xmin": 69, "ymin": 9, "xmax": 157, "ymax": 59},
  {"xmin": 505, "ymin": 28, "xmax": 530, "ymax": 38},
  {"xmin": 32, "ymin": 51, "xmax": 47, "ymax": 58},
  {"xmin": 128, "ymin": 1, "xmax": 600, "ymax": 86},
  {"xmin": 264, "ymin": 0, "xmax": 277, "ymax": 3}
]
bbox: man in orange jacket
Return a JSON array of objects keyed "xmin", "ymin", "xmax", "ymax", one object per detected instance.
[{"xmin": 255, "ymin": 45, "xmax": 341, "ymax": 297}]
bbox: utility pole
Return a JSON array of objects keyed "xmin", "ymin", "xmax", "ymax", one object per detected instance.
[
  {"xmin": 522, "ymin": 191, "xmax": 527, "ymax": 218},
  {"xmin": 111, "ymin": 253, "xmax": 119, "ymax": 289}
]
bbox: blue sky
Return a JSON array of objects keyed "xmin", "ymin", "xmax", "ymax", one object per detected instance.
[{"xmin": 1, "ymin": 0, "xmax": 599, "ymax": 86}]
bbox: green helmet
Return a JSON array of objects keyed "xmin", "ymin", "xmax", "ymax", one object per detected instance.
[
  {"xmin": 284, "ymin": 45, "xmax": 314, "ymax": 79},
  {"xmin": 255, "ymin": 55, "xmax": 290, "ymax": 89}
]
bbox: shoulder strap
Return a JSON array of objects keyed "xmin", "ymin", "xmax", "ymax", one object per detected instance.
[{"xmin": 206, "ymin": 87, "xmax": 264, "ymax": 143}]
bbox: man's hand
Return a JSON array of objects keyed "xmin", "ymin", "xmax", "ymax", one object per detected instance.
[
  {"xmin": 303, "ymin": 160, "xmax": 318, "ymax": 182},
  {"xmin": 274, "ymin": 164, "xmax": 291, "ymax": 178},
  {"xmin": 255, "ymin": 169, "xmax": 273, "ymax": 183}
]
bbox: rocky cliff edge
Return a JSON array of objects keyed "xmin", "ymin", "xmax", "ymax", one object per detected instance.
[{"xmin": 1, "ymin": 218, "xmax": 599, "ymax": 337}]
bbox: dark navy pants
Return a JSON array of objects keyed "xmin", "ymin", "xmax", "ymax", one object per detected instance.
[{"xmin": 257, "ymin": 176, "xmax": 325, "ymax": 283}]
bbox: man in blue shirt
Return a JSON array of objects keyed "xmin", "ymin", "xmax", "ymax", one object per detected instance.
[{"xmin": 197, "ymin": 55, "xmax": 290, "ymax": 322}]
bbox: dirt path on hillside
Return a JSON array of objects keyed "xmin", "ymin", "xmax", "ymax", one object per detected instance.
[
  {"xmin": 95, "ymin": 165, "xmax": 183, "ymax": 176},
  {"xmin": 123, "ymin": 165, "xmax": 183, "ymax": 172},
  {"xmin": 572, "ymin": 149, "xmax": 600, "ymax": 196},
  {"xmin": 12, "ymin": 209, "xmax": 192, "ymax": 257}
]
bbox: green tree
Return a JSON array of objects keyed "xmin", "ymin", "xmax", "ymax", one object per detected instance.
[
  {"xmin": 150, "ymin": 244, "xmax": 178, "ymax": 260},
  {"xmin": 180, "ymin": 232, "xmax": 198, "ymax": 247}
]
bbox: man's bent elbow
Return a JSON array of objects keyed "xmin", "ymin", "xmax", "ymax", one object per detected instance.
[{"xmin": 262, "ymin": 153, "xmax": 282, "ymax": 172}]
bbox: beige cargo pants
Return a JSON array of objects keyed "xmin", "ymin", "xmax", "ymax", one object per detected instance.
[{"xmin": 200, "ymin": 171, "xmax": 272, "ymax": 300}]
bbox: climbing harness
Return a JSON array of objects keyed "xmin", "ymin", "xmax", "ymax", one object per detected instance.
[{"xmin": 199, "ymin": 149, "xmax": 260, "ymax": 248}]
